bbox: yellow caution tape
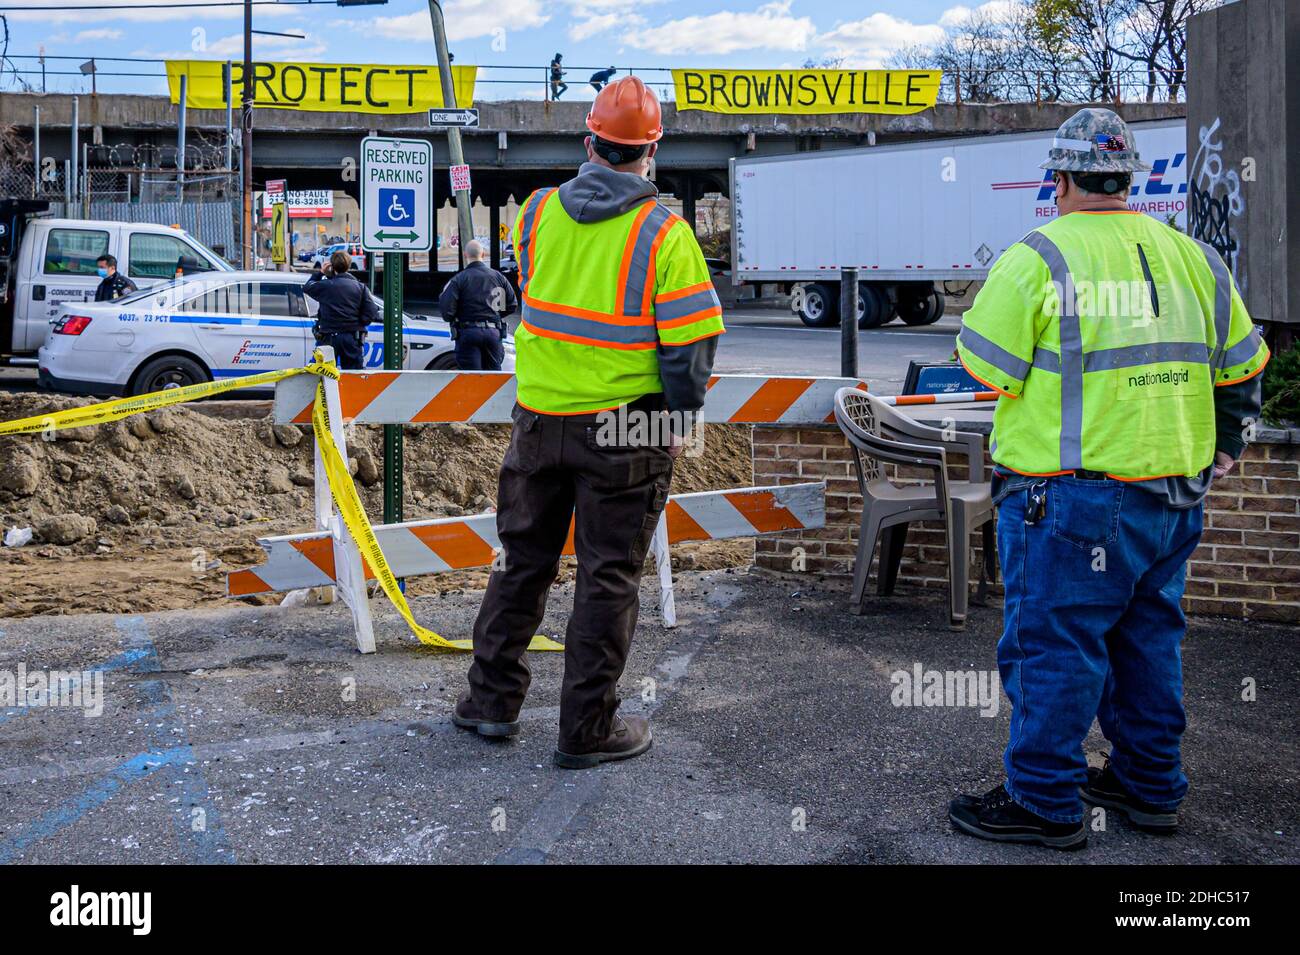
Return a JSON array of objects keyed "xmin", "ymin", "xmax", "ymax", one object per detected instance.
[
  {"xmin": 309, "ymin": 374, "xmax": 562, "ymax": 654},
  {"xmin": 0, "ymin": 354, "xmax": 562, "ymax": 654},
  {"xmin": 0, "ymin": 360, "xmax": 337, "ymax": 435}
]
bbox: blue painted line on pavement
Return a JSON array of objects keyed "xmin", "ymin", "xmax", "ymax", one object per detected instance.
[{"xmin": 0, "ymin": 618, "xmax": 234, "ymax": 863}]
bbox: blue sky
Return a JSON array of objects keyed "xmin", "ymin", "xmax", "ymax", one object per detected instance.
[{"xmin": 2, "ymin": 0, "xmax": 995, "ymax": 99}]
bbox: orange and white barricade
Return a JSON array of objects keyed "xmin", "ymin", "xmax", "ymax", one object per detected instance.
[{"xmin": 235, "ymin": 370, "xmax": 865, "ymax": 651}]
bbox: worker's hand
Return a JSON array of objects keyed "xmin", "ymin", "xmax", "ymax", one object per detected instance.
[
  {"xmin": 1212, "ymin": 451, "xmax": 1236, "ymax": 479},
  {"xmin": 666, "ymin": 431, "xmax": 685, "ymax": 459}
]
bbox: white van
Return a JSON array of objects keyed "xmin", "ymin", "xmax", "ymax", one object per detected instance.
[{"xmin": 1, "ymin": 200, "xmax": 232, "ymax": 359}]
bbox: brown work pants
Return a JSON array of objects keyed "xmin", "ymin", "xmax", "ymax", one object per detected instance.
[{"xmin": 467, "ymin": 399, "xmax": 673, "ymax": 752}]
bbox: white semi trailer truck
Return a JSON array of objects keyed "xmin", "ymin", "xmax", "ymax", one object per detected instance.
[{"xmin": 729, "ymin": 118, "xmax": 1188, "ymax": 328}]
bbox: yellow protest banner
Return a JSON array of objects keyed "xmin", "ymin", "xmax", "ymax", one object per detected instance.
[
  {"xmin": 166, "ymin": 60, "xmax": 477, "ymax": 114},
  {"xmin": 672, "ymin": 68, "xmax": 941, "ymax": 115}
]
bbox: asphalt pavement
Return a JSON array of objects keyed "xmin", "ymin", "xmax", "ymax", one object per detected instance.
[
  {"xmin": 0, "ymin": 305, "xmax": 960, "ymax": 398},
  {"xmin": 1, "ymin": 571, "xmax": 1294, "ymax": 864}
]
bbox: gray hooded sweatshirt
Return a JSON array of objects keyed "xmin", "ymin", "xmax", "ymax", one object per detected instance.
[{"xmin": 555, "ymin": 162, "xmax": 719, "ymax": 419}]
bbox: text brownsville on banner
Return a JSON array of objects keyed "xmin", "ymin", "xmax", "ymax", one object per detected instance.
[{"xmin": 672, "ymin": 69, "xmax": 942, "ymax": 115}]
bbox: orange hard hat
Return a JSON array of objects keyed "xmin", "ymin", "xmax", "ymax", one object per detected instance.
[{"xmin": 585, "ymin": 75, "xmax": 663, "ymax": 146}]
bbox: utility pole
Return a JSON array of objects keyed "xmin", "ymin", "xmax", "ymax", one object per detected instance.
[
  {"xmin": 426, "ymin": 1, "xmax": 473, "ymax": 266},
  {"xmin": 241, "ymin": 0, "xmax": 254, "ymax": 270}
]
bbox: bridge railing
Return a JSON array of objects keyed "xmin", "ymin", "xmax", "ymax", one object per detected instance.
[{"xmin": 4, "ymin": 56, "xmax": 1185, "ymax": 107}]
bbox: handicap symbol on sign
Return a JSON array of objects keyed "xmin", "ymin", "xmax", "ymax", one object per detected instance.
[{"xmin": 378, "ymin": 188, "xmax": 414, "ymax": 226}]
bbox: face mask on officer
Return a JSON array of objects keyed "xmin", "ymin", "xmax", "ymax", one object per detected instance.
[{"xmin": 97, "ymin": 267, "xmax": 109, "ymax": 278}]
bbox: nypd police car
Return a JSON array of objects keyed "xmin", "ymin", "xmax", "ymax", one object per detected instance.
[{"xmin": 37, "ymin": 271, "xmax": 512, "ymax": 397}]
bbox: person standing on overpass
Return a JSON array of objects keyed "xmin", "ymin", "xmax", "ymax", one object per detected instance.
[
  {"xmin": 438, "ymin": 239, "xmax": 515, "ymax": 370},
  {"xmin": 549, "ymin": 53, "xmax": 568, "ymax": 100},
  {"xmin": 949, "ymin": 108, "xmax": 1269, "ymax": 850},
  {"xmin": 452, "ymin": 76, "xmax": 725, "ymax": 769}
]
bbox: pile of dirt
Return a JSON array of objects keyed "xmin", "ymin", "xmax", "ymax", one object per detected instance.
[{"xmin": 0, "ymin": 392, "xmax": 754, "ymax": 617}]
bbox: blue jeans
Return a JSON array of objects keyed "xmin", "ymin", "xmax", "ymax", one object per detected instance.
[{"xmin": 995, "ymin": 473, "xmax": 1203, "ymax": 823}]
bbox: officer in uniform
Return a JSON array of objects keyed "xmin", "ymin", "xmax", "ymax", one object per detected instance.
[
  {"xmin": 437, "ymin": 239, "xmax": 516, "ymax": 370},
  {"xmin": 949, "ymin": 109, "xmax": 1269, "ymax": 849},
  {"xmin": 303, "ymin": 249, "xmax": 379, "ymax": 370},
  {"xmin": 94, "ymin": 255, "xmax": 137, "ymax": 302},
  {"xmin": 452, "ymin": 76, "xmax": 725, "ymax": 769}
]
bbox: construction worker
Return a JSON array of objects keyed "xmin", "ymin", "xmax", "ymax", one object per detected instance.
[
  {"xmin": 949, "ymin": 109, "xmax": 1270, "ymax": 849},
  {"xmin": 452, "ymin": 76, "xmax": 725, "ymax": 768}
]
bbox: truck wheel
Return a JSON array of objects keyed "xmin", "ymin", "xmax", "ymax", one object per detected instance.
[
  {"xmin": 899, "ymin": 289, "xmax": 945, "ymax": 326},
  {"xmin": 925, "ymin": 290, "xmax": 947, "ymax": 323},
  {"xmin": 794, "ymin": 283, "xmax": 839, "ymax": 327},
  {"xmin": 130, "ymin": 355, "xmax": 209, "ymax": 396},
  {"xmin": 857, "ymin": 285, "xmax": 891, "ymax": 329}
]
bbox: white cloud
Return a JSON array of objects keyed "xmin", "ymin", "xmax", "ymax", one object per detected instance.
[
  {"xmin": 73, "ymin": 29, "xmax": 124, "ymax": 42},
  {"xmin": 818, "ymin": 13, "xmax": 947, "ymax": 67},
  {"xmin": 11, "ymin": 0, "xmax": 292, "ymax": 25},
  {"xmin": 357, "ymin": 0, "xmax": 548, "ymax": 43},
  {"xmin": 622, "ymin": 0, "xmax": 816, "ymax": 56},
  {"xmin": 134, "ymin": 33, "xmax": 328, "ymax": 63}
]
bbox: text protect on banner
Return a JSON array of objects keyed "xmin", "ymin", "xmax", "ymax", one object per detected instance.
[
  {"xmin": 672, "ymin": 69, "xmax": 941, "ymax": 115},
  {"xmin": 166, "ymin": 60, "xmax": 477, "ymax": 114}
]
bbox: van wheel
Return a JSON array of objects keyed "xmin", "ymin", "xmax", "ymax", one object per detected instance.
[
  {"xmin": 426, "ymin": 352, "xmax": 458, "ymax": 371},
  {"xmin": 794, "ymin": 283, "xmax": 839, "ymax": 327},
  {"xmin": 130, "ymin": 355, "xmax": 209, "ymax": 396}
]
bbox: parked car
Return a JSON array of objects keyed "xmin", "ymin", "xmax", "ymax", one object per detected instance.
[
  {"xmin": 310, "ymin": 242, "xmax": 367, "ymax": 271},
  {"xmin": 38, "ymin": 271, "xmax": 513, "ymax": 397}
]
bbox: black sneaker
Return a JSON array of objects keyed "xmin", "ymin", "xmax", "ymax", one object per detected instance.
[
  {"xmin": 1081, "ymin": 762, "xmax": 1178, "ymax": 834},
  {"xmin": 949, "ymin": 784, "xmax": 1087, "ymax": 850}
]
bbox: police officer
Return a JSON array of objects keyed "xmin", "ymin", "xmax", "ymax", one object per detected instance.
[
  {"xmin": 437, "ymin": 239, "xmax": 515, "ymax": 370},
  {"xmin": 949, "ymin": 109, "xmax": 1269, "ymax": 850},
  {"xmin": 93, "ymin": 255, "xmax": 137, "ymax": 302},
  {"xmin": 303, "ymin": 249, "xmax": 378, "ymax": 370},
  {"xmin": 452, "ymin": 76, "xmax": 725, "ymax": 769}
]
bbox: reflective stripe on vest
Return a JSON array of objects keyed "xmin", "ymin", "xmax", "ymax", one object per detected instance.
[
  {"xmin": 520, "ymin": 297, "xmax": 657, "ymax": 349},
  {"xmin": 1191, "ymin": 237, "xmax": 1232, "ymax": 374},
  {"xmin": 1021, "ymin": 230, "xmax": 1085, "ymax": 470},
  {"xmin": 516, "ymin": 187, "xmax": 555, "ymax": 296},
  {"xmin": 620, "ymin": 203, "xmax": 674, "ymax": 317},
  {"xmin": 655, "ymin": 280, "xmax": 722, "ymax": 329}
]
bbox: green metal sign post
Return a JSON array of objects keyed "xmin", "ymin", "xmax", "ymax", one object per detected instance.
[{"xmin": 383, "ymin": 252, "xmax": 404, "ymax": 527}]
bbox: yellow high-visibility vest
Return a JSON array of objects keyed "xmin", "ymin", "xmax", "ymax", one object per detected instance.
[
  {"xmin": 512, "ymin": 187, "xmax": 725, "ymax": 415},
  {"xmin": 957, "ymin": 211, "xmax": 1269, "ymax": 480}
]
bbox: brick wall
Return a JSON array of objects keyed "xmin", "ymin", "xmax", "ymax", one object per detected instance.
[{"xmin": 752, "ymin": 424, "xmax": 1300, "ymax": 622}]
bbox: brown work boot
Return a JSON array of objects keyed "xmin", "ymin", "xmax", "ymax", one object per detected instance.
[
  {"xmin": 451, "ymin": 692, "xmax": 520, "ymax": 738},
  {"xmin": 553, "ymin": 715, "xmax": 652, "ymax": 769}
]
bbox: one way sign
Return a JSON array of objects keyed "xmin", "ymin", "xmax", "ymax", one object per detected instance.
[{"xmin": 428, "ymin": 108, "xmax": 479, "ymax": 128}]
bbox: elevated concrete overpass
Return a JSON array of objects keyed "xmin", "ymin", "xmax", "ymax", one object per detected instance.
[{"xmin": 2, "ymin": 92, "xmax": 1186, "ymax": 213}]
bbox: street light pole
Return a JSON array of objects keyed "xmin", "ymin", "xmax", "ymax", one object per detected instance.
[
  {"xmin": 241, "ymin": 0, "xmax": 254, "ymax": 270},
  {"xmin": 427, "ymin": 0, "xmax": 473, "ymax": 267}
]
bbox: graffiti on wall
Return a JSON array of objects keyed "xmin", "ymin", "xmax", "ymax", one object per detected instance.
[{"xmin": 1188, "ymin": 117, "xmax": 1247, "ymax": 290}]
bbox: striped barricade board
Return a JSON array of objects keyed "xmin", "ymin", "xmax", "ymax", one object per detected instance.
[
  {"xmin": 272, "ymin": 372, "xmax": 867, "ymax": 426},
  {"xmin": 229, "ymin": 482, "xmax": 825, "ymax": 596}
]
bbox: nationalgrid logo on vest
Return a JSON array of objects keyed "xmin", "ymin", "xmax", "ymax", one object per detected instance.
[{"xmin": 1127, "ymin": 367, "xmax": 1192, "ymax": 389}]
